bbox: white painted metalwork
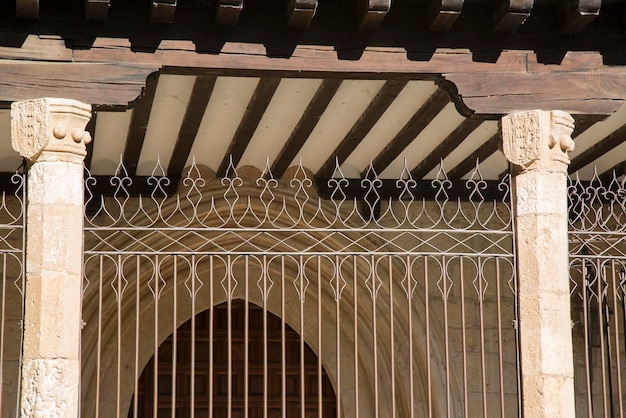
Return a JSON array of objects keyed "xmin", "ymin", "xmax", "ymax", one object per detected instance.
[
  {"xmin": 569, "ymin": 170, "xmax": 626, "ymax": 417},
  {"xmin": 81, "ymin": 158, "xmax": 518, "ymax": 417},
  {"xmin": 0, "ymin": 174, "xmax": 25, "ymax": 418}
]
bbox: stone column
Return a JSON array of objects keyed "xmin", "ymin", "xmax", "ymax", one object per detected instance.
[
  {"xmin": 11, "ymin": 99, "xmax": 92, "ymax": 418},
  {"xmin": 501, "ymin": 110, "xmax": 576, "ymax": 417}
]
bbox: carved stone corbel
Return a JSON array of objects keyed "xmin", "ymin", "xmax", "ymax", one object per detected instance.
[
  {"xmin": 11, "ymin": 98, "xmax": 92, "ymax": 165},
  {"xmin": 501, "ymin": 109, "xmax": 575, "ymax": 174}
]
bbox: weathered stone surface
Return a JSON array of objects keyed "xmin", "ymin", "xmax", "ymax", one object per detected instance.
[
  {"xmin": 11, "ymin": 98, "xmax": 91, "ymax": 418},
  {"xmin": 502, "ymin": 109, "xmax": 576, "ymax": 418}
]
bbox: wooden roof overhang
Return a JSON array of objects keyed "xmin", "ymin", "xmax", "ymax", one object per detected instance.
[{"xmin": 1, "ymin": 0, "xmax": 626, "ymax": 198}]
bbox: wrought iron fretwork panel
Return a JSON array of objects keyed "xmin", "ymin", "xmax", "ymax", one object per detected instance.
[
  {"xmin": 81, "ymin": 159, "xmax": 519, "ymax": 418},
  {"xmin": 0, "ymin": 174, "xmax": 25, "ymax": 418},
  {"xmin": 569, "ymin": 171, "xmax": 626, "ymax": 417}
]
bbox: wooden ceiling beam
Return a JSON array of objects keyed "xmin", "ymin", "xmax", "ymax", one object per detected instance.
[
  {"xmin": 168, "ymin": 76, "xmax": 217, "ymax": 176},
  {"xmin": 492, "ymin": 0, "xmax": 533, "ymax": 32},
  {"xmin": 447, "ymin": 134, "xmax": 499, "ymax": 179},
  {"xmin": 286, "ymin": 0, "xmax": 318, "ymax": 29},
  {"xmin": 357, "ymin": 0, "xmax": 391, "ymax": 31},
  {"xmin": 122, "ymin": 73, "xmax": 160, "ymax": 177},
  {"xmin": 216, "ymin": 0, "xmax": 244, "ymax": 26},
  {"xmin": 217, "ymin": 77, "xmax": 282, "ymax": 177},
  {"xmin": 426, "ymin": 0, "xmax": 463, "ymax": 32},
  {"xmin": 151, "ymin": 0, "xmax": 177, "ymax": 23},
  {"xmin": 367, "ymin": 86, "xmax": 451, "ymax": 176},
  {"xmin": 16, "ymin": 0, "xmax": 38, "ymax": 19},
  {"xmin": 569, "ymin": 123, "xmax": 626, "ymax": 173},
  {"xmin": 557, "ymin": 0, "xmax": 601, "ymax": 34},
  {"xmin": 411, "ymin": 116, "xmax": 484, "ymax": 179},
  {"xmin": 85, "ymin": 0, "xmax": 110, "ymax": 20},
  {"xmin": 272, "ymin": 79, "xmax": 342, "ymax": 178},
  {"xmin": 317, "ymin": 80, "xmax": 408, "ymax": 178}
]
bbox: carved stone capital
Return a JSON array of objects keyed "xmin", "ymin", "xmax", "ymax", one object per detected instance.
[
  {"xmin": 500, "ymin": 110, "xmax": 575, "ymax": 174},
  {"xmin": 11, "ymin": 98, "xmax": 92, "ymax": 165}
]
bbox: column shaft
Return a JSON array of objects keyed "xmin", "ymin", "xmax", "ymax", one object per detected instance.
[
  {"xmin": 11, "ymin": 98, "xmax": 92, "ymax": 418},
  {"xmin": 502, "ymin": 110, "xmax": 576, "ymax": 418}
]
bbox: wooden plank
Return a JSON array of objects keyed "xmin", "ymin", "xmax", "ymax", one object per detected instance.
[
  {"xmin": 286, "ymin": 0, "xmax": 318, "ymax": 29},
  {"xmin": 272, "ymin": 79, "xmax": 342, "ymax": 178},
  {"xmin": 84, "ymin": 111, "xmax": 98, "ymax": 171},
  {"xmin": 217, "ymin": 78, "xmax": 282, "ymax": 177},
  {"xmin": 357, "ymin": 0, "xmax": 391, "ymax": 30},
  {"xmin": 85, "ymin": 0, "xmax": 110, "ymax": 20},
  {"xmin": 122, "ymin": 72, "xmax": 160, "ymax": 177},
  {"xmin": 492, "ymin": 0, "xmax": 533, "ymax": 32},
  {"xmin": 216, "ymin": 0, "xmax": 244, "ymax": 26},
  {"xmin": 571, "ymin": 114, "xmax": 606, "ymax": 138},
  {"xmin": 151, "ymin": 0, "xmax": 177, "ymax": 23},
  {"xmin": 569, "ymin": 123, "xmax": 626, "ymax": 173},
  {"xmin": 16, "ymin": 0, "xmax": 38, "ymax": 19},
  {"xmin": 558, "ymin": 0, "xmax": 601, "ymax": 34},
  {"xmin": 167, "ymin": 76, "xmax": 217, "ymax": 176},
  {"xmin": 368, "ymin": 87, "xmax": 451, "ymax": 175},
  {"xmin": 410, "ymin": 116, "xmax": 484, "ymax": 179},
  {"xmin": 447, "ymin": 134, "xmax": 499, "ymax": 179},
  {"xmin": 427, "ymin": 0, "xmax": 464, "ymax": 32},
  {"xmin": 317, "ymin": 80, "xmax": 408, "ymax": 178}
]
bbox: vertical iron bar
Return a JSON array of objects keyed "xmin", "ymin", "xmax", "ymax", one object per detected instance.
[
  {"xmin": 281, "ymin": 257, "xmax": 286, "ymax": 418},
  {"xmin": 0, "ymin": 254, "xmax": 5, "ymax": 414},
  {"xmin": 227, "ymin": 255, "xmax": 232, "ymax": 418},
  {"xmin": 353, "ymin": 256, "xmax": 359, "ymax": 418},
  {"xmin": 460, "ymin": 257, "xmax": 468, "ymax": 418},
  {"xmin": 425, "ymin": 256, "xmax": 432, "ymax": 418},
  {"xmin": 154, "ymin": 254, "xmax": 160, "ymax": 418},
  {"xmin": 478, "ymin": 257, "xmax": 487, "ymax": 417},
  {"xmin": 388, "ymin": 256, "xmax": 395, "ymax": 418},
  {"xmin": 299, "ymin": 256, "xmax": 305, "ymax": 418},
  {"xmin": 209, "ymin": 256, "xmax": 214, "ymax": 418},
  {"xmin": 191, "ymin": 255, "xmax": 197, "ymax": 418},
  {"xmin": 407, "ymin": 255, "xmax": 414, "ymax": 418},
  {"xmin": 335, "ymin": 254, "xmax": 341, "ymax": 418},
  {"xmin": 372, "ymin": 255, "xmax": 379, "ymax": 418},
  {"xmin": 583, "ymin": 260, "xmax": 593, "ymax": 417},
  {"xmin": 597, "ymin": 260, "xmax": 609, "ymax": 418},
  {"xmin": 263, "ymin": 256, "xmax": 268, "ymax": 418},
  {"xmin": 610, "ymin": 261, "xmax": 624, "ymax": 418},
  {"xmin": 442, "ymin": 255, "xmax": 451, "ymax": 418},
  {"xmin": 317, "ymin": 256, "xmax": 322, "ymax": 418},
  {"xmin": 172, "ymin": 256, "xmax": 178, "ymax": 418},
  {"xmin": 245, "ymin": 256, "xmax": 249, "ymax": 418},
  {"xmin": 495, "ymin": 259, "xmax": 506, "ymax": 418},
  {"xmin": 95, "ymin": 256, "xmax": 103, "ymax": 418},
  {"xmin": 117, "ymin": 255, "xmax": 123, "ymax": 418},
  {"xmin": 133, "ymin": 257, "xmax": 140, "ymax": 418}
]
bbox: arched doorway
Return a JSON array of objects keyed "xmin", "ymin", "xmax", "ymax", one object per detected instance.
[{"xmin": 131, "ymin": 300, "xmax": 337, "ymax": 417}]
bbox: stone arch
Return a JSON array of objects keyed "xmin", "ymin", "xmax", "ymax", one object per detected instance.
[{"xmin": 81, "ymin": 177, "xmax": 454, "ymax": 418}]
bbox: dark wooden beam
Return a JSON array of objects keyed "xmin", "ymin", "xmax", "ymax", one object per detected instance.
[
  {"xmin": 84, "ymin": 111, "xmax": 98, "ymax": 171},
  {"xmin": 85, "ymin": 0, "xmax": 110, "ymax": 20},
  {"xmin": 122, "ymin": 72, "xmax": 160, "ymax": 177},
  {"xmin": 367, "ymin": 86, "xmax": 451, "ymax": 176},
  {"xmin": 492, "ymin": 0, "xmax": 533, "ymax": 32},
  {"xmin": 427, "ymin": 0, "xmax": 464, "ymax": 32},
  {"xmin": 557, "ymin": 0, "xmax": 601, "ymax": 34},
  {"xmin": 272, "ymin": 79, "xmax": 342, "ymax": 178},
  {"xmin": 447, "ymin": 133, "xmax": 499, "ymax": 179},
  {"xmin": 569, "ymin": 123, "xmax": 626, "ymax": 173},
  {"xmin": 410, "ymin": 116, "xmax": 484, "ymax": 179},
  {"xmin": 216, "ymin": 0, "xmax": 244, "ymax": 26},
  {"xmin": 16, "ymin": 0, "xmax": 38, "ymax": 19},
  {"xmin": 151, "ymin": 0, "xmax": 177, "ymax": 23},
  {"xmin": 317, "ymin": 80, "xmax": 408, "ymax": 178},
  {"xmin": 357, "ymin": 0, "xmax": 391, "ymax": 30},
  {"xmin": 572, "ymin": 114, "xmax": 606, "ymax": 139},
  {"xmin": 599, "ymin": 161, "xmax": 626, "ymax": 183},
  {"xmin": 286, "ymin": 0, "xmax": 318, "ymax": 29},
  {"xmin": 167, "ymin": 76, "xmax": 217, "ymax": 176},
  {"xmin": 217, "ymin": 78, "xmax": 282, "ymax": 177}
]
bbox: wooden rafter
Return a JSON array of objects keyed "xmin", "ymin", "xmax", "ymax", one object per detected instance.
[
  {"xmin": 272, "ymin": 79, "xmax": 342, "ymax": 178},
  {"xmin": 427, "ymin": 0, "xmax": 464, "ymax": 32},
  {"xmin": 410, "ymin": 116, "xmax": 484, "ymax": 179},
  {"xmin": 493, "ymin": 0, "xmax": 533, "ymax": 32},
  {"xmin": 167, "ymin": 76, "xmax": 217, "ymax": 176},
  {"xmin": 85, "ymin": 0, "xmax": 110, "ymax": 20},
  {"xmin": 217, "ymin": 78, "xmax": 282, "ymax": 177},
  {"xmin": 216, "ymin": 0, "xmax": 244, "ymax": 26},
  {"xmin": 357, "ymin": 0, "xmax": 391, "ymax": 31},
  {"xmin": 367, "ymin": 87, "xmax": 451, "ymax": 176},
  {"xmin": 569, "ymin": 123, "xmax": 626, "ymax": 173},
  {"xmin": 572, "ymin": 114, "xmax": 606, "ymax": 139},
  {"xmin": 122, "ymin": 73, "xmax": 160, "ymax": 177},
  {"xmin": 317, "ymin": 80, "xmax": 408, "ymax": 178},
  {"xmin": 16, "ymin": 0, "xmax": 38, "ymax": 19},
  {"xmin": 558, "ymin": 0, "xmax": 601, "ymax": 34},
  {"xmin": 151, "ymin": 0, "xmax": 177, "ymax": 23},
  {"xmin": 447, "ymin": 134, "xmax": 499, "ymax": 179},
  {"xmin": 286, "ymin": 0, "xmax": 318, "ymax": 29}
]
